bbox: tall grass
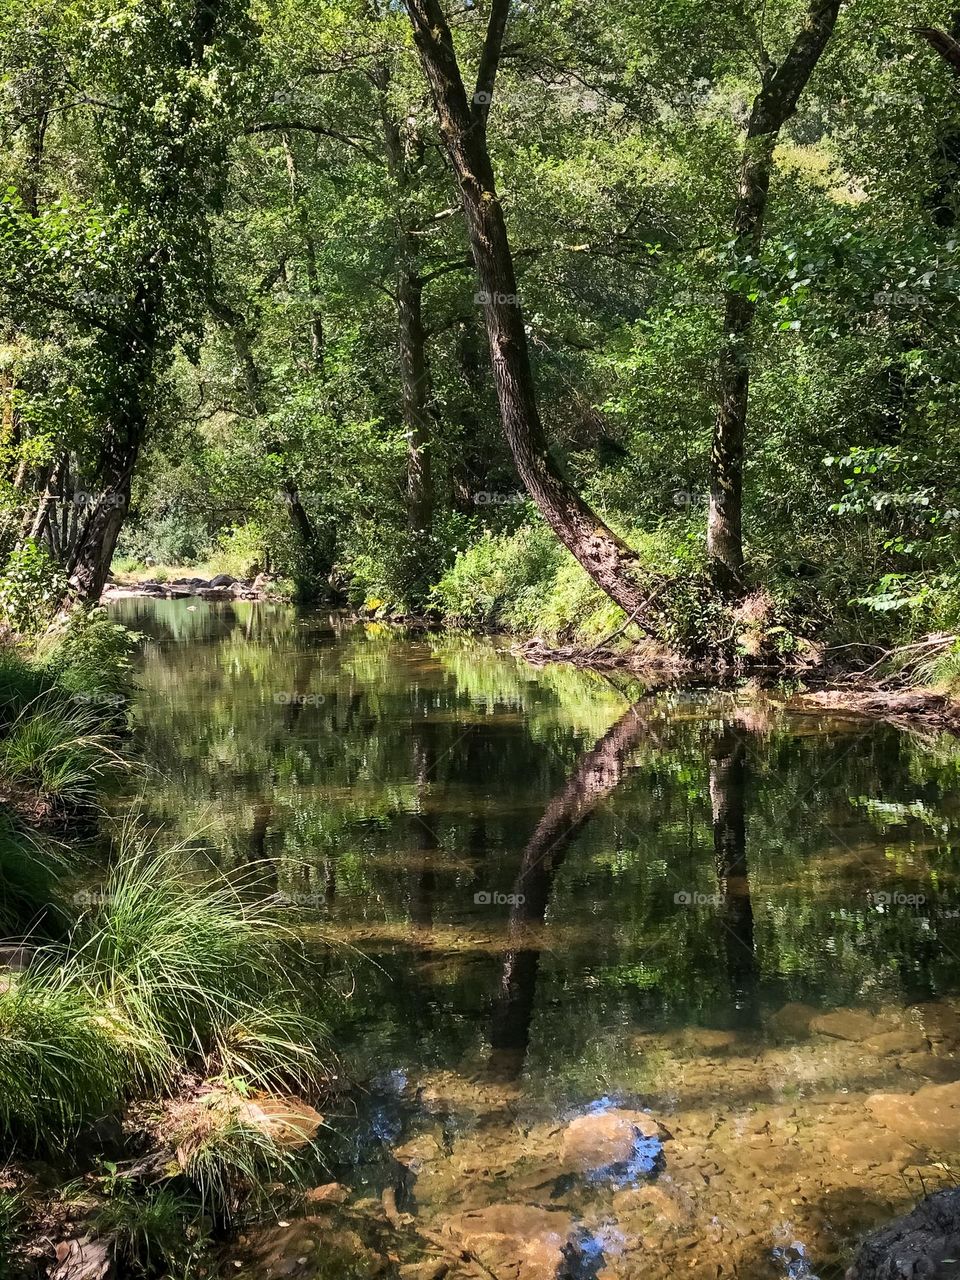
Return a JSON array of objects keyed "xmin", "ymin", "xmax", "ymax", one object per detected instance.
[
  {"xmin": 0, "ymin": 809, "xmax": 70, "ymax": 934},
  {"xmin": 0, "ymin": 648, "xmax": 47, "ymax": 723},
  {"xmin": 0, "ymin": 693, "xmax": 126, "ymax": 809},
  {"xmin": 0, "ymin": 827, "xmax": 327, "ymax": 1151}
]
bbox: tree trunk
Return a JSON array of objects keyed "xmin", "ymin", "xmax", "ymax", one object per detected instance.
[
  {"xmin": 404, "ymin": 0, "xmax": 661, "ymax": 631},
  {"xmin": 397, "ymin": 269, "xmax": 435, "ymax": 541},
  {"xmin": 66, "ymin": 0, "xmax": 231, "ymax": 603},
  {"xmin": 372, "ymin": 62, "xmax": 437, "ymax": 581},
  {"xmin": 281, "ymin": 135, "xmax": 325, "ymax": 372},
  {"xmin": 708, "ymin": 0, "xmax": 842, "ymax": 596}
]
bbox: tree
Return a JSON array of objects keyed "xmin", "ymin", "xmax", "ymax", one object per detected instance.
[
  {"xmin": 403, "ymin": 0, "xmax": 669, "ymax": 633},
  {"xmin": 708, "ymin": 0, "xmax": 842, "ymax": 596}
]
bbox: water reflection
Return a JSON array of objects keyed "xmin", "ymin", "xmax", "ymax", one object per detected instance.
[{"xmin": 111, "ymin": 599, "xmax": 960, "ymax": 1279}]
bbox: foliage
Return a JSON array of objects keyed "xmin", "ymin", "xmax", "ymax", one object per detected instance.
[{"xmin": 0, "ymin": 541, "xmax": 67, "ymax": 637}]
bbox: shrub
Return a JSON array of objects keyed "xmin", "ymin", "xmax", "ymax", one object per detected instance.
[
  {"xmin": 35, "ymin": 607, "xmax": 139, "ymax": 704},
  {"xmin": 0, "ymin": 541, "xmax": 67, "ymax": 637}
]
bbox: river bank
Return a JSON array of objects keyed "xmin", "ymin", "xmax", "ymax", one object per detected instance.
[{"xmin": 102, "ymin": 579, "xmax": 960, "ymax": 741}]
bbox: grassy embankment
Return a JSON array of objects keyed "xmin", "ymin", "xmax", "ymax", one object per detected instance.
[{"xmin": 0, "ymin": 611, "xmax": 331, "ymax": 1277}]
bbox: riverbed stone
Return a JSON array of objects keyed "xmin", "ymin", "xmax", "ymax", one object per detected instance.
[
  {"xmin": 866, "ymin": 1079, "xmax": 960, "ymax": 1150},
  {"xmin": 768, "ymin": 1002, "xmax": 819, "ymax": 1039},
  {"xmin": 209, "ymin": 573, "xmax": 236, "ymax": 587},
  {"xmin": 560, "ymin": 1107, "xmax": 662, "ymax": 1174},
  {"xmin": 811, "ymin": 1008, "xmax": 899, "ymax": 1041},
  {"xmin": 443, "ymin": 1204, "xmax": 576, "ymax": 1280},
  {"xmin": 304, "ymin": 1182, "xmax": 349, "ymax": 1204},
  {"xmin": 862, "ymin": 1027, "xmax": 928, "ymax": 1056}
]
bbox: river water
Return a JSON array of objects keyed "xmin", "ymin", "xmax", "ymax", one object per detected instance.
[{"xmin": 110, "ymin": 598, "xmax": 960, "ymax": 1280}]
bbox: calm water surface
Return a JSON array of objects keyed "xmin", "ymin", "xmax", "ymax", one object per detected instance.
[{"xmin": 111, "ymin": 599, "xmax": 960, "ymax": 1280}]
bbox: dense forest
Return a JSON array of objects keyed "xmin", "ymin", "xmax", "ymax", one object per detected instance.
[{"xmin": 2, "ymin": 0, "xmax": 960, "ymax": 666}]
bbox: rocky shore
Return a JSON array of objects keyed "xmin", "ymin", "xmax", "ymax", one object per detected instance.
[{"xmin": 102, "ymin": 571, "xmax": 281, "ymax": 602}]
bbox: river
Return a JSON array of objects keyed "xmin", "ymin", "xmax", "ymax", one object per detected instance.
[{"xmin": 109, "ymin": 597, "xmax": 960, "ymax": 1280}]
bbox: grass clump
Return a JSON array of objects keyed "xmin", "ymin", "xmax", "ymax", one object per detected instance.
[
  {"xmin": 0, "ymin": 827, "xmax": 327, "ymax": 1152},
  {"xmin": 0, "ymin": 963, "xmax": 129, "ymax": 1147},
  {"xmin": 0, "ymin": 810, "xmax": 71, "ymax": 934},
  {"xmin": 90, "ymin": 1182, "xmax": 210, "ymax": 1275},
  {"xmin": 0, "ymin": 1188, "xmax": 25, "ymax": 1280},
  {"xmin": 0, "ymin": 693, "xmax": 126, "ymax": 810}
]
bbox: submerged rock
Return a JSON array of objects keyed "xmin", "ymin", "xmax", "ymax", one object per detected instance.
[
  {"xmin": 304, "ymin": 1182, "xmax": 349, "ymax": 1204},
  {"xmin": 560, "ymin": 1106, "xmax": 664, "ymax": 1184},
  {"xmin": 845, "ymin": 1187, "xmax": 960, "ymax": 1279},
  {"xmin": 443, "ymin": 1204, "xmax": 577, "ymax": 1280},
  {"xmin": 866, "ymin": 1080, "xmax": 960, "ymax": 1151},
  {"xmin": 768, "ymin": 1002, "xmax": 820, "ymax": 1040},
  {"xmin": 811, "ymin": 1008, "xmax": 899, "ymax": 1042}
]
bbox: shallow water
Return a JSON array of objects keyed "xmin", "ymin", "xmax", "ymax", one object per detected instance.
[{"xmin": 112, "ymin": 598, "xmax": 960, "ymax": 1280}]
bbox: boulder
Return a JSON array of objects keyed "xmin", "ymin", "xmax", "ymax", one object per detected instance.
[
  {"xmin": 560, "ymin": 1106, "xmax": 663, "ymax": 1176},
  {"xmin": 866, "ymin": 1080, "xmax": 960, "ymax": 1151},
  {"xmin": 209, "ymin": 573, "xmax": 236, "ymax": 587},
  {"xmin": 811, "ymin": 1008, "xmax": 899, "ymax": 1042},
  {"xmin": 768, "ymin": 1002, "xmax": 819, "ymax": 1040},
  {"xmin": 443, "ymin": 1204, "xmax": 577, "ymax": 1280},
  {"xmin": 845, "ymin": 1187, "xmax": 960, "ymax": 1280}
]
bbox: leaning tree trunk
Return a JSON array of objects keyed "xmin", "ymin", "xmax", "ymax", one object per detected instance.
[
  {"xmin": 404, "ymin": 0, "xmax": 662, "ymax": 632},
  {"xmin": 708, "ymin": 0, "xmax": 842, "ymax": 596}
]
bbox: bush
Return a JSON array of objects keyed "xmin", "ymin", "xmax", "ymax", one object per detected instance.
[
  {"xmin": 35, "ymin": 607, "xmax": 139, "ymax": 704},
  {"xmin": 0, "ymin": 541, "xmax": 67, "ymax": 637}
]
